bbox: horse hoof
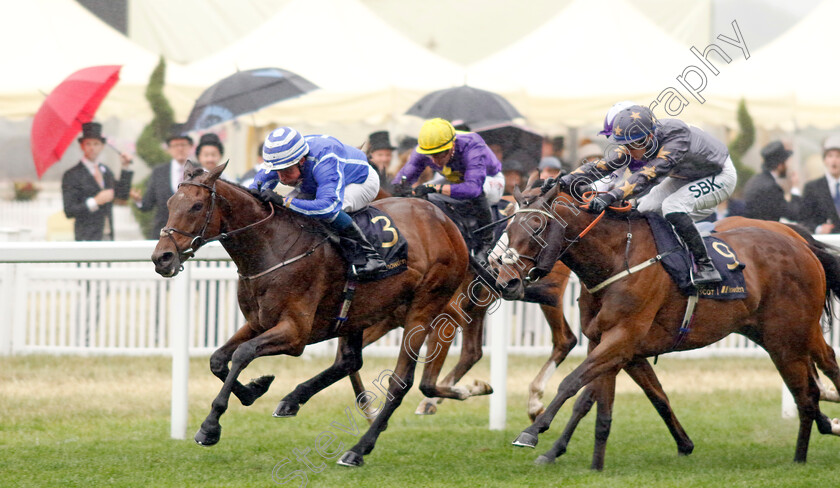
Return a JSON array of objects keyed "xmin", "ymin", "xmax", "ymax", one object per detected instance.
[
  {"xmin": 273, "ymin": 401, "xmax": 300, "ymax": 418},
  {"xmin": 415, "ymin": 401, "xmax": 437, "ymax": 415},
  {"xmin": 678, "ymin": 442, "xmax": 695, "ymax": 456},
  {"xmin": 194, "ymin": 427, "xmax": 220, "ymax": 446},
  {"xmin": 470, "ymin": 379, "xmax": 494, "ymax": 396},
  {"xmin": 336, "ymin": 451, "xmax": 364, "ymax": 467},
  {"xmin": 534, "ymin": 455, "xmax": 555, "ymax": 465},
  {"xmin": 241, "ymin": 375, "xmax": 275, "ymax": 406},
  {"xmin": 512, "ymin": 431, "xmax": 538, "ymax": 448}
]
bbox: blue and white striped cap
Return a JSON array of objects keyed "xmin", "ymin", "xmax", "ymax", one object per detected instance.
[{"xmin": 262, "ymin": 127, "xmax": 309, "ymax": 170}]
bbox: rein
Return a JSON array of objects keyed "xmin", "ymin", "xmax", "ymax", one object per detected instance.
[{"xmin": 160, "ymin": 181, "xmax": 275, "ymax": 263}]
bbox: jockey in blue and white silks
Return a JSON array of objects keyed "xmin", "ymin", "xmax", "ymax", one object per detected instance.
[{"xmin": 250, "ymin": 127, "xmax": 386, "ymax": 279}]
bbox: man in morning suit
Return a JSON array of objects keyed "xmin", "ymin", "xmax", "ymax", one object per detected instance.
[
  {"xmin": 61, "ymin": 122, "xmax": 133, "ymax": 241},
  {"xmin": 801, "ymin": 135, "xmax": 840, "ymax": 234}
]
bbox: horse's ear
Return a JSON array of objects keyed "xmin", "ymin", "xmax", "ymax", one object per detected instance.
[
  {"xmin": 524, "ymin": 172, "xmax": 538, "ymax": 190},
  {"xmin": 184, "ymin": 161, "xmax": 204, "ymax": 181},
  {"xmin": 513, "ymin": 185, "xmax": 524, "ymax": 204},
  {"xmin": 211, "ymin": 160, "xmax": 228, "ymax": 179}
]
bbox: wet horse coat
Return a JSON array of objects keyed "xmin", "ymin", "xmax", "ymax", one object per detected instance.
[{"xmin": 151, "ymin": 163, "xmax": 468, "ymax": 467}]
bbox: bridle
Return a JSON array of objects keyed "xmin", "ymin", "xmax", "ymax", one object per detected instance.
[
  {"xmin": 160, "ymin": 181, "xmax": 275, "ymax": 264},
  {"xmin": 506, "ymin": 201, "xmax": 605, "ymax": 283}
]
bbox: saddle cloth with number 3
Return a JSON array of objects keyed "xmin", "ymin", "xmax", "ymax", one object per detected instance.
[
  {"xmin": 346, "ymin": 206, "xmax": 408, "ymax": 280},
  {"xmin": 645, "ymin": 213, "xmax": 747, "ymax": 300}
]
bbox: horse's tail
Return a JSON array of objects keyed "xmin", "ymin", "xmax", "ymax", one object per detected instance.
[{"xmin": 785, "ymin": 223, "xmax": 840, "ymax": 325}]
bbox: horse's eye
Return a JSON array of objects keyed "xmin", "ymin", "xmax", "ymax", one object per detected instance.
[{"xmin": 190, "ymin": 202, "xmax": 203, "ymax": 212}]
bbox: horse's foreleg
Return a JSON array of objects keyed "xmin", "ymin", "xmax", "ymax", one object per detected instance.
[
  {"xmin": 624, "ymin": 357, "xmax": 694, "ymax": 455},
  {"xmin": 513, "ymin": 325, "xmax": 634, "ymax": 449},
  {"xmin": 589, "ymin": 373, "xmax": 617, "ymax": 470},
  {"xmin": 209, "ymin": 323, "xmax": 274, "ymax": 406},
  {"xmin": 274, "ymin": 332, "xmax": 364, "ymax": 418},
  {"xmin": 338, "ymin": 304, "xmax": 441, "ymax": 467},
  {"xmin": 196, "ymin": 323, "xmax": 303, "ymax": 446},
  {"xmin": 535, "ymin": 384, "xmax": 598, "ymax": 464},
  {"xmin": 529, "ymin": 303, "xmax": 577, "ymax": 422}
]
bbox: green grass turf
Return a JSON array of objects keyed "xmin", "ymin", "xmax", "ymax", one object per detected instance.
[{"xmin": 1, "ymin": 354, "xmax": 838, "ymax": 487}]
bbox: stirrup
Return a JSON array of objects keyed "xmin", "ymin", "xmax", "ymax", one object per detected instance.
[{"xmin": 692, "ymin": 262, "xmax": 722, "ymax": 285}]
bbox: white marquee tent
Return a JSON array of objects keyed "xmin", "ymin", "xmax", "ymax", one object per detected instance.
[
  {"xmin": 182, "ymin": 0, "xmax": 465, "ymax": 126},
  {"xmin": 0, "ymin": 0, "xmax": 202, "ymax": 120},
  {"xmin": 706, "ymin": 0, "xmax": 840, "ymax": 129},
  {"xmin": 463, "ymin": 0, "xmax": 735, "ymax": 131}
]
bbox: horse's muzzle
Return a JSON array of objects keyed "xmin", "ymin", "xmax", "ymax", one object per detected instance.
[{"xmin": 152, "ymin": 250, "xmax": 180, "ymax": 278}]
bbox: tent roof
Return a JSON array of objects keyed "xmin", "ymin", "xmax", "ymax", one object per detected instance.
[
  {"xmin": 706, "ymin": 0, "xmax": 840, "ymax": 128},
  {"xmin": 183, "ymin": 0, "xmax": 464, "ymax": 94},
  {"xmin": 464, "ymin": 0, "xmax": 693, "ymax": 99},
  {"xmin": 0, "ymin": 0, "xmax": 199, "ymax": 119}
]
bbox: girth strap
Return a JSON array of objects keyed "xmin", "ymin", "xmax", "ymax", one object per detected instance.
[
  {"xmin": 672, "ymin": 292, "xmax": 699, "ymax": 351},
  {"xmin": 586, "ymin": 247, "xmax": 679, "ymax": 294},
  {"xmin": 331, "ymin": 280, "xmax": 358, "ymax": 334}
]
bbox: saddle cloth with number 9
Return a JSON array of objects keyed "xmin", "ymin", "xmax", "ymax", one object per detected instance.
[{"xmin": 645, "ymin": 213, "xmax": 747, "ymax": 300}]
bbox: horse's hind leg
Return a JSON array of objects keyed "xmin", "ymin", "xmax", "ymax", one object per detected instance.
[
  {"xmin": 196, "ymin": 323, "xmax": 305, "ymax": 446},
  {"xmin": 209, "ymin": 323, "xmax": 274, "ymax": 406},
  {"xmin": 274, "ymin": 332, "xmax": 364, "ymax": 418},
  {"xmin": 416, "ymin": 311, "xmax": 491, "ymax": 415},
  {"xmin": 535, "ymin": 383, "xmax": 598, "ymax": 464},
  {"xmin": 811, "ymin": 339, "xmax": 840, "ymax": 403},
  {"xmin": 529, "ymin": 303, "xmax": 577, "ymax": 422},
  {"xmin": 766, "ymin": 339, "xmax": 822, "ymax": 463}
]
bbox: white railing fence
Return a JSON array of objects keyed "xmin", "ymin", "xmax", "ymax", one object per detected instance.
[{"xmin": 3, "ymin": 237, "xmax": 840, "ymax": 435}]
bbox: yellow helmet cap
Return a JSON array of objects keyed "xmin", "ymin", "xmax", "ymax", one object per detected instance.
[{"xmin": 417, "ymin": 118, "xmax": 456, "ymax": 155}]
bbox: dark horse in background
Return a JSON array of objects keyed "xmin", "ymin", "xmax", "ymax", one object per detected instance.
[
  {"xmin": 151, "ymin": 163, "xmax": 468, "ymax": 467},
  {"xmin": 495, "ymin": 181, "xmax": 840, "ymax": 469}
]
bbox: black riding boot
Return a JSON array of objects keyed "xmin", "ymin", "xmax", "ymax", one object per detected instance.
[
  {"xmin": 469, "ymin": 194, "xmax": 496, "ymax": 264},
  {"xmin": 338, "ymin": 221, "xmax": 387, "ymax": 279},
  {"xmin": 666, "ymin": 212, "xmax": 721, "ymax": 285}
]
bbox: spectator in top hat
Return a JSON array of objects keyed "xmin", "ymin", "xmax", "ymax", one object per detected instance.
[
  {"xmin": 801, "ymin": 135, "xmax": 840, "ymax": 234},
  {"xmin": 742, "ymin": 140, "xmax": 801, "ymax": 222},
  {"xmin": 61, "ymin": 122, "xmax": 134, "ymax": 241},
  {"xmin": 366, "ymin": 130, "xmax": 396, "ymax": 194},
  {"xmin": 130, "ymin": 123, "xmax": 197, "ymax": 239}
]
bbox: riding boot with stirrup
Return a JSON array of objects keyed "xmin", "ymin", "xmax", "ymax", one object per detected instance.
[
  {"xmin": 338, "ymin": 221, "xmax": 387, "ymax": 279},
  {"xmin": 470, "ymin": 194, "xmax": 496, "ymax": 265},
  {"xmin": 665, "ymin": 212, "xmax": 722, "ymax": 285}
]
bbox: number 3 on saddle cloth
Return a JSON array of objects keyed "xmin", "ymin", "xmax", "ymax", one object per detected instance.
[
  {"xmin": 341, "ymin": 207, "xmax": 408, "ymax": 281},
  {"xmin": 645, "ymin": 213, "xmax": 747, "ymax": 299}
]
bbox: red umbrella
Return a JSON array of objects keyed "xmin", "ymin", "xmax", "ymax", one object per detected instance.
[{"xmin": 30, "ymin": 65, "xmax": 121, "ymax": 178}]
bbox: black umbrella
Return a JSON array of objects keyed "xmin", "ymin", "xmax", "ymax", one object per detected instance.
[
  {"xmin": 405, "ymin": 85, "xmax": 523, "ymax": 127},
  {"xmin": 472, "ymin": 121, "xmax": 543, "ymax": 174},
  {"xmin": 185, "ymin": 67, "xmax": 318, "ymax": 131}
]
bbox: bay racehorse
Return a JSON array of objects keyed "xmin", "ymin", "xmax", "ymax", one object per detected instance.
[
  {"xmin": 151, "ymin": 163, "xmax": 468, "ymax": 467},
  {"xmin": 495, "ymin": 181, "xmax": 840, "ymax": 469}
]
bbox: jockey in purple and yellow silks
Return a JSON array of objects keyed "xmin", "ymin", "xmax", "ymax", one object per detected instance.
[{"xmin": 392, "ymin": 118, "xmax": 504, "ymax": 262}]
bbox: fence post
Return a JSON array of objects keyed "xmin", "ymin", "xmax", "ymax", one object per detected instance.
[
  {"xmin": 170, "ymin": 263, "xmax": 191, "ymax": 440},
  {"xmin": 488, "ymin": 298, "xmax": 510, "ymax": 430},
  {"xmin": 0, "ymin": 264, "xmax": 14, "ymax": 354}
]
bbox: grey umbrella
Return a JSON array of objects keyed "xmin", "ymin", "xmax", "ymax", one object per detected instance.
[
  {"xmin": 405, "ymin": 85, "xmax": 523, "ymax": 127},
  {"xmin": 185, "ymin": 67, "xmax": 318, "ymax": 131}
]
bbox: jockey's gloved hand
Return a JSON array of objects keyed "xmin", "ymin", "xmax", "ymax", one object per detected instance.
[
  {"xmin": 588, "ymin": 193, "xmax": 617, "ymax": 214},
  {"xmin": 413, "ymin": 185, "xmax": 437, "ymax": 197},
  {"xmin": 540, "ymin": 178, "xmax": 556, "ymax": 194},
  {"xmin": 260, "ymin": 189, "xmax": 285, "ymax": 207},
  {"xmin": 247, "ymin": 188, "xmax": 264, "ymax": 200},
  {"xmin": 250, "ymin": 168, "xmax": 279, "ymax": 191},
  {"xmin": 392, "ymin": 181, "xmax": 412, "ymax": 197}
]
